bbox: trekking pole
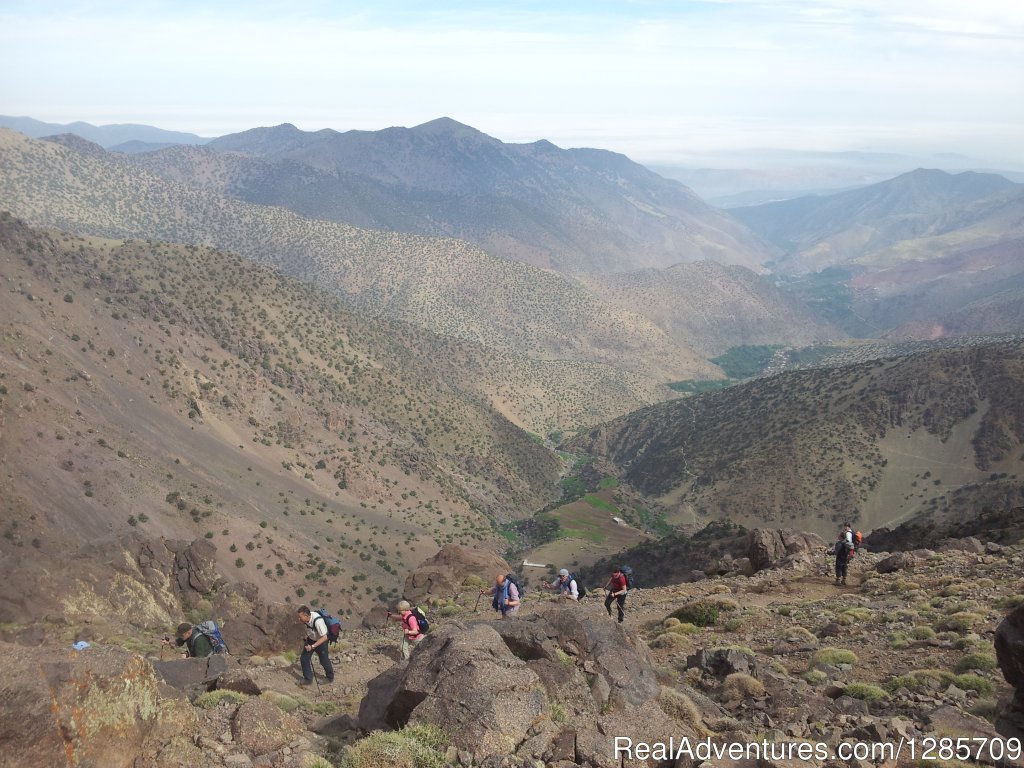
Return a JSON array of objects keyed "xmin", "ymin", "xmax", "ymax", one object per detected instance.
[{"xmin": 473, "ymin": 592, "xmax": 483, "ymax": 612}]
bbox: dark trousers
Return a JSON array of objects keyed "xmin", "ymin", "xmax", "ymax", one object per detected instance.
[
  {"xmin": 605, "ymin": 592, "xmax": 626, "ymax": 622},
  {"xmin": 835, "ymin": 557, "xmax": 848, "ymax": 581},
  {"xmin": 301, "ymin": 643, "xmax": 334, "ymax": 682}
]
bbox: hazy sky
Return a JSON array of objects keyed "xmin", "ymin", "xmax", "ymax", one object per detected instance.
[{"xmin": 1, "ymin": 0, "xmax": 1022, "ymax": 164}]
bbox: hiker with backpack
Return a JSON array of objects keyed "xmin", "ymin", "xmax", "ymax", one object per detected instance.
[
  {"xmin": 543, "ymin": 568, "xmax": 581, "ymax": 600},
  {"xmin": 296, "ymin": 605, "xmax": 335, "ymax": 686},
  {"xmin": 834, "ymin": 530, "xmax": 851, "ymax": 586},
  {"xmin": 480, "ymin": 573, "xmax": 521, "ymax": 617},
  {"xmin": 390, "ymin": 600, "xmax": 427, "ymax": 659},
  {"xmin": 168, "ymin": 621, "xmax": 227, "ymax": 658},
  {"xmin": 603, "ymin": 566, "xmax": 630, "ymax": 623}
]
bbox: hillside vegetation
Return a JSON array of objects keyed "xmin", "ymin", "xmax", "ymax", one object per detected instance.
[
  {"xmin": 570, "ymin": 339, "xmax": 1024, "ymax": 534},
  {"xmin": 0, "ymin": 213, "xmax": 566, "ymax": 613},
  {"xmin": 174, "ymin": 117, "xmax": 774, "ymax": 274},
  {"xmin": 0, "ymin": 128, "xmax": 727, "ymax": 433}
]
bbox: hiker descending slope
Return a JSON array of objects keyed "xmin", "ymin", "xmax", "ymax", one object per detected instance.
[
  {"xmin": 481, "ymin": 573, "xmax": 521, "ymax": 617},
  {"xmin": 297, "ymin": 605, "xmax": 335, "ymax": 686}
]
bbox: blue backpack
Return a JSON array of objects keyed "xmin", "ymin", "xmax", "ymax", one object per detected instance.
[
  {"xmin": 192, "ymin": 620, "xmax": 228, "ymax": 654},
  {"xmin": 315, "ymin": 609, "xmax": 342, "ymax": 643}
]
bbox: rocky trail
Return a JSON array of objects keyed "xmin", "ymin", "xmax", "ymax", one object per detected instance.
[{"xmin": 1, "ymin": 532, "xmax": 1022, "ymax": 768}]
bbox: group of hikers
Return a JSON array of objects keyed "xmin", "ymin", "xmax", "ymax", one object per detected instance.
[
  {"xmin": 168, "ymin": 527, "xmax": 861, "ymax": 685},
  {"xmin": 165, "ymin": 564, "xmax": 635, "ymax": 687}
]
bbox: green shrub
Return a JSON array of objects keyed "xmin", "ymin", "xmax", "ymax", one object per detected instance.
[
  {"xmin": 843, "ymin": 683, "xmax": 888, "ymax": 702},
  {"xmin": 658, "ymin": 687, "xmax": 707, "ymax": 735},
  {"xmin": 670, "ymin": 601, "xmax": 719, "ymax": 627},
  {"xmin": 804, "ymin": 669, "xmax": 828, "ymax": 685},
  {"xmin": 340, "ymin": 724, "xmax": 448, "ymax": 768},
  {"xmin": 953, "ymin": 674, "xmax": 994, "ymax": 696},
  {"xmin": 195, "ymin": 690, "xmax": 248, "ymax": 708},
  {"xmin": 652, "ymin": 632, "xmax": 687, "ymax": 649},
  {"xmin": 810, "ymin": 648, "xmax": 857, "ymax": 667},
  {"xmin": 722, "ymin": 672, "xmax": 765, "ymax": 702},
  {"xmin": 910, "ymin": 625, "xmax": 935, "ymax": 640},
  {"xmin": 955, "ymin": 652, "xmax": 997, "ymax": 673},
  {"xmin": 261, "ymin": 691, "xmax": 299, "ymax": 713}
]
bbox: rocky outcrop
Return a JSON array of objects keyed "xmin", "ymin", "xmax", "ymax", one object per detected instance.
[
  {"xmin": 995, "ymin": 603, "xmax": 1024, "ymax": 738},
  {"xmin": 0, "ymin": 641, "xmax": 195, "ymax": 768},
  {"xmin": 231, "ymin": 698, "xmax": 303, "ymax": 756},
  {"xmin": 746, "ymin": 528, "xmax": 825, "ymax": 572},
  {"xmin": 355, "ymin": 603, "xmax": 698, "ymax": 765},
  {"xmin": 875, "ymin": 552, "xmax": 916, "ymax": 573},
  {"xmin": 402, "ymin": 543, "xmax": 511, "ymax": 603}
]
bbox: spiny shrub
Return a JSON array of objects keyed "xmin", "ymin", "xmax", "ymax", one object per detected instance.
[
  {"xmin": 340, "ymin": 724, "xmax": 449, "ymax": 768},
  {"xmin": 195, "ymin": 690, "xmax": 248, "ymax": 708},
  {"xmin": 670, "ymin": 601, "xmax": 719, "ymax": 627},
  {"xmin": 810, "ymin": 648, "xmax": 857, "ymax": 667},
  {"xmin": 722, "ymin": 672, "xmax": 764, "ymax": 702},
  {"xmin": 954, "ymin": 652, "xmax": 997, "ymax": 673},
  {"xmin": 843, "ymin": 683, "xmax": 888, "ymax": 702}
]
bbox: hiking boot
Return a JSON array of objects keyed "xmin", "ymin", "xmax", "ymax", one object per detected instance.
[
  {"xmin": 841, "ymin": 579, "xmax": 847, "ymax": 585},
  {"xmin": 324, "ymin": 677, "xmax": 335, "ymax": 684},
  {"xmin": 296, "ymin": 679, "xmax": 313, "ymax": 687}
]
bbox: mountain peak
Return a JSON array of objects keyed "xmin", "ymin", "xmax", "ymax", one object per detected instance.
[{"xmin": 410, "ymin": 117, "xmax": 493, "ymax": 141}]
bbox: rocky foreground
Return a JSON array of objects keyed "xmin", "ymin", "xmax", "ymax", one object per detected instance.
[{"xmin": 1, "ymin": 532, "xmax": 1022, "ymax": 768}]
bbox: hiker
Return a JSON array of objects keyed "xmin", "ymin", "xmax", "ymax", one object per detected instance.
[
  {"xmin": 842, "ymin": 522, "xmax": 854, "ymax": 549},
  {"xmin": 297, "ymin": 605, "xmax": 335, "ymax": 685},
  {"xmin": 543, "ymin": 568, "xmax": 579, "ymax": 600},
  {"xmin": 480, "ymin": 573, "xmax": 521, "ymax": 617},
  {"xmin": 834, "ymin": 531, "xmax": 851, "ymax": 586},
  {"xmin": 389, "ymin": 600, "xmax": 424, "ymax": 659},
  {"xmin": 168, "ymin": 622, "xmax": 215, "ymax": 658},
  {"xmin": 603, "ymin": 567, "xmax": 628, "ymax": 623}
]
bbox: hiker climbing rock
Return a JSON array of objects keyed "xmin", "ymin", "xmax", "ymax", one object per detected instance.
[
  {"xmin": 297, "ymin": 605, "xmax": 335, "ymax": 686},
  {"xmin": 481, "ymin": 573, "xmax": 521, "ymax": 617},
  {"xmin": 168, "ymin": 621, "xmax": 227, "ymax": 658},
  {"xmin": 389, "ymin": 600, "xmax": 425, "ymax": 659},
  {"xmin": 603, "ymin": 566, "xmax": 629, "ymax": 623},
  {"xmin": 543, "ymin": 568, "xmax": 580, "ymax": 600}
]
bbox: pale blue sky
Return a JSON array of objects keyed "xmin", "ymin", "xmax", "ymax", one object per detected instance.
[{"xmin": 1, "ymin": 0, "xmax": 1022, "ymax": 163}]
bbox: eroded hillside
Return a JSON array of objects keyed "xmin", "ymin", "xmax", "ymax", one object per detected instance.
[
  {"xmin": 570, "ymin": 341, "xmax": 1024, "ymax": 535},
  {"xmin": 0, "ymin": 214, "xmax": 566, "ymax": 613}
]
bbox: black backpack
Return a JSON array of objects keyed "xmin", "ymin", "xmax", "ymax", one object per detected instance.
[
  {"xmin": 411, "ymin": 606, "xmax": 430, "ymax": 633},
  {"xmin": 621, "ymin": 566, "xmax": 635, "ymax": 589},
  {"xmin": 506, "ymin": 573, "xmax": 524, "ymax": 598},
  {"xmin": 568, "ymin": 573, "xmax": 587, "ymax": 599}
]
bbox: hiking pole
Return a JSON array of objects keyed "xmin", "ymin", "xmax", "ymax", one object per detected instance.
[{"xmin": 474, "ymin": 592, "xmax": 483, "ymax": 612}]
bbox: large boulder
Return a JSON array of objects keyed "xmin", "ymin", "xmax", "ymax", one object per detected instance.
[
  {"xmin": 403, "ymin": 543, "xmax": 511, "ymax": 603},
  {"xmin": 995, "ymin": 603, "xmax": 1024, "ymax": 738},
  {"xmin": 231, "ymin": 697, "xmax": 303, "ymax": 756},
  {"xmin": 746, "ymin": 529, "xmax": 825, "ymax": 573},
  {"xmin": 0, "ymin": 641, "xmax": 196, "ymax": 768},
  {"xmin": 152, "ymin": 653, "xmax": 232, "ymax": 700},
  {"xmin": 875, "ymin": 552, "xmax": 916, "ymax": 573},
  {"xmin": 355, "ymin": 604, "xmax": 700, "ymax": 766}
]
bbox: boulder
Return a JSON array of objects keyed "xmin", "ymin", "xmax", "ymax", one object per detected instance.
[
  {"xmin": 687, "ymin": 647, "xmax": 759, "ymax": 679},
  {"xmin": 356, "ymin": 604, "xmax": 690, "ymax": 763},
  {"xmin": 995, "ymin": 603, "xmax": 1024, "ymax": 738},
  {"xmin": 746, "ymin": 529, "xmax": 825, "ymax": 573},
  {"xmin": 152, "ymin": 653, "xmax": 232, "ymax": 700},
  {"xmin": 231, "ymin": 698, "xmax": 303, "ymax": 756},
  {"xmin": 875, "ymin": 552, "xmax": 916, "ymax": 574},
  {"xmin": 0, "ymin": 641, "xmax": 195, "ymax": 768},
  {"xmin": 402, "ymin": 543, "xmax": 510, "ymax": 604},
  {"xmin": 938, "ymin": 536, "xmax": 985, "ymax": 554},
  {"xmin": 216, "ymin": 667, "xmax": 262, "ymax": 697}
]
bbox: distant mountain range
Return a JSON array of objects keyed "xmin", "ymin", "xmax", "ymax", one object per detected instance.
[
  {"xmin": 125, "ymin": 117, "xmax": 773, "ymax": 274},
  {"xmin": 731, "ymin": 169, "xmax": 1024, "ymax": 339},
  {"xmin": 0, "ymin": 115, "xmax": 211, "ymax": 148}
]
